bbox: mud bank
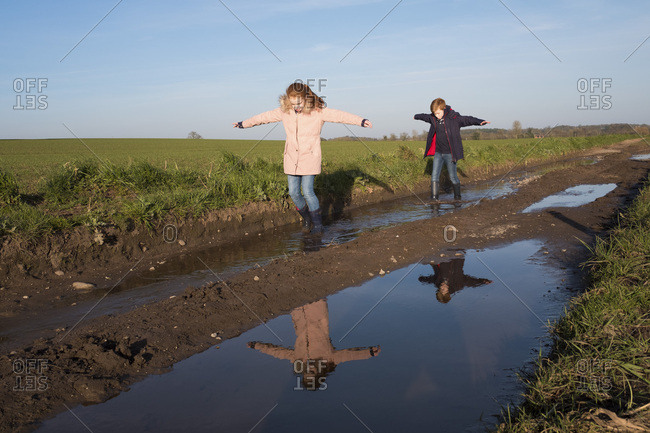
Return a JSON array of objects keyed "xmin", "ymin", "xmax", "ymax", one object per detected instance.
[{"xmin": 0, "ymin": 142, "xmax": 637, "ymax": 328}]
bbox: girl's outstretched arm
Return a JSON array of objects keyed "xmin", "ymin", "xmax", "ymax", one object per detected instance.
[
  {"xmin": 234, "ymin": 108, "xmax": 283, "ymax": 128},
  {"xmin": 247, "ymin": 341, "xmax": 294, "ymax": 361},
  {"xmin": 321, "ymin": 108, "xmax": 372, "ymax": 128}
]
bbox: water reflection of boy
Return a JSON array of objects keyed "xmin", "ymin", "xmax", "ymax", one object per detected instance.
[
  {"xmin": 247, "ymin": 299, "xmax": 381, "ymax": 390},
  {"xmin": 418, "ymin": 258, "xmax": 492, "ymax": 303}
]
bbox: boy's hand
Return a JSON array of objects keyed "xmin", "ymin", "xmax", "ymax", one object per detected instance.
[{"xmin": 480, "ymin": 121, "xmax": 490, "ymax": 125}]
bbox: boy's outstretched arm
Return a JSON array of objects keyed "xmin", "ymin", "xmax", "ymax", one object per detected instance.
[
  {"xmin": 233, "ymin": 108, "xmax": 283, "ymax": 128},
  {"xmin": 414, "ymin": 113, "xmax": 433, "ymax": 123},
  {"xmin": 458, "ymin": 114, "xmax": 490, "ymax": 127}
]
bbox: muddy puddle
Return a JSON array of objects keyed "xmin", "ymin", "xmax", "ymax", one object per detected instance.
[
  {"xmin": 630, "ymin": 153, "xmax": 650, "ymax": 161},
  {"xmin": 35, "ymin": 239, "xmax": 581, "ymax": 433},
  {"xmin": 522, "ymin": 183, "xmax": 617, "ymax": 213},
  {"xmin": 0, "ymin": 176, "xmax": 525, "ymax": 349}
]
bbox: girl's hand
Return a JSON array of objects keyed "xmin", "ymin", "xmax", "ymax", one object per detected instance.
[
  {"xmin": 363, "ymin": 120, "xmax": 373, "ymax": 128},
  {"xmin": 232, "ymin": 122, "xmax": 239, "ymax": 128},
  {"xmin": 480, "ymin": 121, "xmax": 490, "ymax": 125}
]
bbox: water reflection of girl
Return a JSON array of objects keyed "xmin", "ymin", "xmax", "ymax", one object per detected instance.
[
  {"xmin": 418, "ymin": 257, "xmax": 492, "ymax": 303},
  {"xmin": 248, "ymin": 299, "xmax": 380, "ymax": 390}
]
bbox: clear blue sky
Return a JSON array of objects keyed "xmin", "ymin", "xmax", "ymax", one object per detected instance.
[{"xmin": 1, "ymin": 0, "xmax": 648, "ymax": 140}]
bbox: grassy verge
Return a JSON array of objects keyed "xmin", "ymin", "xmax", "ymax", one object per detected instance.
[
  {"xmin": 497, "ymin": 176, "xmax": 650, "ymax": 432},
  {"xmin": 0, "ymin": 134, "xmax": 640, "ymax": 239}
]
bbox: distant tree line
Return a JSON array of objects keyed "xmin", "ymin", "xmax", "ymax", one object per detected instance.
[{"xmin": 329, "ymin": 123, "xmax": 650, "ymax": 141}]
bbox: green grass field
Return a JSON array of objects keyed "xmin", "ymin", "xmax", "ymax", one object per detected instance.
[
  {"xmin": 0, "ymin": 134, "xmax": 639, "ymax": 239},
  {"xmin": 0, "ymin": 135, "xmax": 636, "ymax": 191}
]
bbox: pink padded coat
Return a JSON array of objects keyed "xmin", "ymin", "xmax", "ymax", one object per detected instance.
[
  {"xmin": 251, "ymin": 299, "xmax": 374, "ymax": 365},
  {"xmin": 241, "ymin": 96, "xmax": 365, "ymax": 175}
]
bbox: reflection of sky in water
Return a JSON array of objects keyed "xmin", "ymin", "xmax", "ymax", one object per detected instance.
[
  {"xmin": 522, "ymin": 183, "xmax": 616, "ymax": 213},
  {"xmin": 630, "ymin": 154, "xmax": 650, "ymax": 161},
  {"xmin": 0, "ymin": 176, "xmax": 523, "ymax": 348},
  {"xmin": 37, "ymin": 240, "xmax": 578, "ymax": 433}
]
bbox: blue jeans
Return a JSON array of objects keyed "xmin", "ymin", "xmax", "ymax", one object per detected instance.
[
  {"xmin": 431, "ymin": 153, "xmax": 460, "ymax": 184},
  {"xmin": 287, "ymin": 175, "xmax": 320, "ymax": 211}
]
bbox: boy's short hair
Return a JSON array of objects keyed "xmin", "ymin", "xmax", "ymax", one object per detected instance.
[
  {"xmin": 436, "ymin": 288, "xmax": 451, "ymax": 303},
  {"xmin": 430, "ymin": 98, "xmax": 446, "ymax": 113}
]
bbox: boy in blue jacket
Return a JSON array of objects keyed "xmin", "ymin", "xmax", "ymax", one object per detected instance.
[{"xmin": 414, "ymin": 98, "xmax": 489, "ymax": 201}]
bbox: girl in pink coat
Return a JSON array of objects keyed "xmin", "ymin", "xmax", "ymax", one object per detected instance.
[{"xmin": 234, "ymin": 82, "xmax": 372, "ymax": 234}]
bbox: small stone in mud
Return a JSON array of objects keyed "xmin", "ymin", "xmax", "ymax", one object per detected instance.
[
  {"xmin": 93, "ymin": 230, "xmax": 105, "ymax": 245},
  {"xmin": 368, "ymin": 272, "xmax": 374, "ymax": 277},
  {"xmin": 440, "ymin": 254, "xmax": 445, "ymax": 257},
  {"xmin": 54, "ymin": 270, "xmax": 64, "ymax": 276},
  {"xmin": 379, "ymin": 269, "xmax": 386, "ymax": 276},
  {"xmin": 210, "ymin": 333, "xmax": 218, "ymax": 338},
  {"xmin": 169, "ymin": 295, "xmax": 176, "ymax": 299},
  {"xmin": 149, "ymin": 267, "xmax": 155, "ymax": 271},
  {"xmin": 254, "ymin": 276, "xmax": 260, "ymax": 281},
  {"xmin": 72, "ymin": 282, "xmax": 96, "ymax": 290},
  {"xmin": 390, "ymin": 256, "xmax": 397, "ymax": 263},
  {"xmin": 455, "ymin": 252, "xmax": 463, "ymax": 256},
  {"xmin": 178, "ymin": 240, "xmax": 186, "ymax": 246},
  {"xmin": 22, "ymin": 295, "xmax": 29, "ymax": 299}
]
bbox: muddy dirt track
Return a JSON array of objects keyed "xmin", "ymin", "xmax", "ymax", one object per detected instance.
[{"xmin": 1, "ymin": 139, "xmax": 649, "ymax": 432}]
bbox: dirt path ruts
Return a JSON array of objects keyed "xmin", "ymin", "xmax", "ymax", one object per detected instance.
[{"xmin": 0, "ymin": 140, "xmax": 648, "ymax": 432}]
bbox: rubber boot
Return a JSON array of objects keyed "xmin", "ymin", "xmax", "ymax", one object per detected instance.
[
  {"xmin": 309, "ymin": 209, "xmax": 323, "ymax": 234},
  {"xmin": 431, "ymin": 181, "xmax": 440, "ymax": 201},
  {"xmin": 453, "ymin": 183, "xmax": 461, "ymax": 201},
  {"xmin": 296, "ymin": 206, "xmax": 312, "ymax": 233}
]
